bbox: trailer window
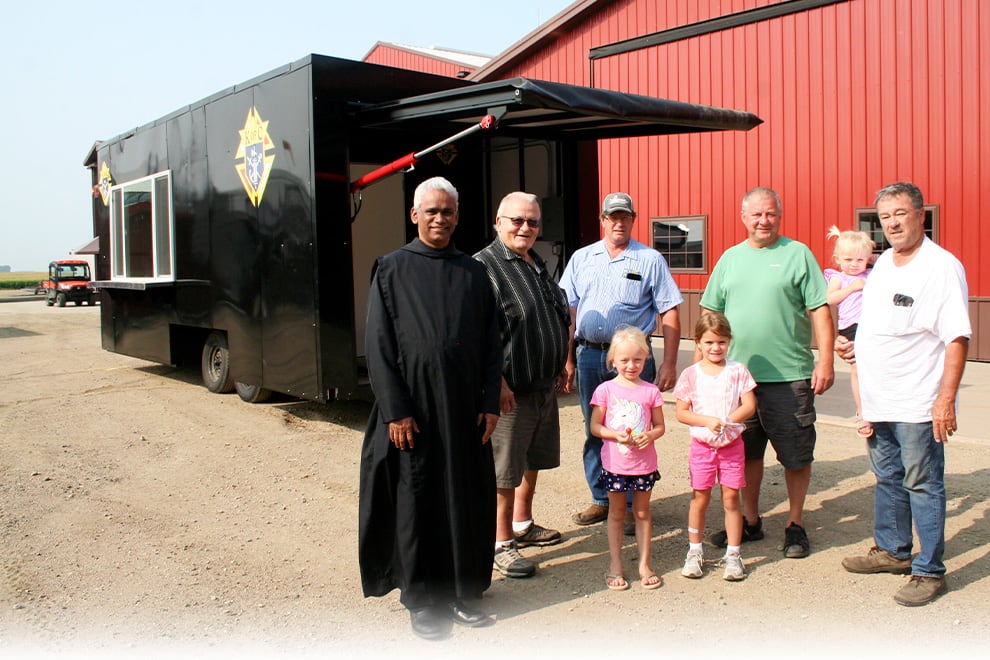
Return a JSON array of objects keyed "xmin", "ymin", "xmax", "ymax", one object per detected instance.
[{"xmin": 109, "ymin": 172, "xmax": 174, "ymax": 282}]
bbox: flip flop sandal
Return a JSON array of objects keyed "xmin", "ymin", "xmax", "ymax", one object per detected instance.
[
  {"xmin": 640, "ymin": 573, "xmax": 663, "ymax": 590},
  {"xmin": 605, "ymin": 573, "xmax": 630, "ymax": 591}
]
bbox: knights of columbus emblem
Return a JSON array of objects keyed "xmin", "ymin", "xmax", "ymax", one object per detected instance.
[
  {"xmin": 98, "ymin": 162, "xmax": 113, "ymax": 206},
  {"xmin": 234, "ymin": 107, "xmax": 276, "ymax": 207}
]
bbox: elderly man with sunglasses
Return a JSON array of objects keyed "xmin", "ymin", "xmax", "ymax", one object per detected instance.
[
  {"xmin": 475, "ymin": 192, "xmax": 571, "ymax": 580},
  {"xmin": 560, "ymin": 192, "xmax": 683, "ymax": 532}
]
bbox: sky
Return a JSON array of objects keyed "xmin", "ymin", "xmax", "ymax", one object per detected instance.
[{"xmin": 0, "ymin": 0, "xmax": 573, "ymax": 272}]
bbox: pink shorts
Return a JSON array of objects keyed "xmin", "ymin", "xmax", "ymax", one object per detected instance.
[{"xmin": 688, "ymin": 439, "xmax": 746, "ymax": 490}]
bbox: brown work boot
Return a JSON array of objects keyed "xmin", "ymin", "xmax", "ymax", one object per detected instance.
[
  {"xmin": 893, "ymin": 575, "xmax": 947, "ymax": 606},
  {"xmin": 841, "ymin": 546, "xmax": 912, "ymax": 574},
  {"xmin": 571, "ymin": 504, "xmax": 608, "ymax": 525}
]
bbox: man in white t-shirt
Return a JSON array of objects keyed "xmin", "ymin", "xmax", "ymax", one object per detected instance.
[{"xmin": 836, "ymin": 182, "xmax": 970, "ymax": 607}]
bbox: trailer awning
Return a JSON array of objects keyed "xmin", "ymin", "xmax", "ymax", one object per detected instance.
[
  {"xmin": 352, "ymin": 77, "xmax": 762, "ymax": 140},
  {"xmin": 72, "ymin": 237, "xmax": 100, "ymax": 255}
]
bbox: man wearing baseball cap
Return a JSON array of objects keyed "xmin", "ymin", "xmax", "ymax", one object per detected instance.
[{"xmin": 560, "ymin": 192, "xmax": 683, "ymax": 531}]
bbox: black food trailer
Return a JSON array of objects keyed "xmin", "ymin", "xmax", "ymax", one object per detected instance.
[{"xmin": 83, "ymin": 54, "xmax": 760, "ymax": 404}]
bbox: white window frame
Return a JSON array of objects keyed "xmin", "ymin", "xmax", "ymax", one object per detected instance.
[{"xmin": 109, "ymin": 171, "xmax": 175, "ymax": 282}]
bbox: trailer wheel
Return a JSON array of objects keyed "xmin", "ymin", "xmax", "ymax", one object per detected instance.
[
  {"xmin": 56, "ymin": 292, "xmax": 67, "ymax": 307},
  {"xmin": 201, "ymin": 332, "xmax": 235, "ymax": 393},
  {"xmin": 46, "ymin": 297, "xmax": 54, "ymax": 307},
  {"xmin": 235, "ymin": 381, "xmax": 272, "ymax": 404}
]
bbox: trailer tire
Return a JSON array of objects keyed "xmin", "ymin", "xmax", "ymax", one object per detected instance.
[
  {"xmin": 46, "ymin": 297, "xmax": 54, "ymax": 307},
  {"xmin": 235, "ymin": 381, "xmax": 272, "ymax": 404},
  {"xmin": 202, "ymin": 332, "xmax": 235, "ymax": 393},
  {"xmin": 56, "ymin": 292, "xmax": 67, "ymax": 307}
]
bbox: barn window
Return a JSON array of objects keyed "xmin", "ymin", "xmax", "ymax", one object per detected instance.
[
  {"xmin": 109, "ymin": 172, "xmax": 175, "ymax": 282},
  {"xmin": 855, "ymin": 206, "xmax": 938, "ymax": 255},
  {"xmin": 651, "ymin": 215, "xmax": 706, "ymax": 272}
]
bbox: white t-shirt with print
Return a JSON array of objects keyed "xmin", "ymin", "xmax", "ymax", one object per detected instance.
[{"xmin": 857, "ymin": 239, "xmax": 970, "ymax": 422}]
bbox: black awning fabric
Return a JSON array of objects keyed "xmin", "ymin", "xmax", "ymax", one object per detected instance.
[{"xmin": 353, "ymin": 77, "xmax": 762, "ymax": 140}]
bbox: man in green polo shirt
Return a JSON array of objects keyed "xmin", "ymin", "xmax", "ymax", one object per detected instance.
[{"xmin": 700, "ymin": 186, "xmax": 834, "ymax": 559}]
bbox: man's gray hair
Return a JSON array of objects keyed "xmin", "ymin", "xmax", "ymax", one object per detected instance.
[
  {"xmin": 413, "ymin": 177, "xmax": 459, "ymax": 210},
  {"xmin": 875, "ymin": 182, "xmax": 924, "ymax": 210},
  {"xmin": 496, "ymin": 191, "xmax": 541, "ymax": 217},
  {"xmin": 741, "ymin": 186, "xmax": 782, "ymax": 214}
]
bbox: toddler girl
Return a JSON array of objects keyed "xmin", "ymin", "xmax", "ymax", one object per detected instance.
[
  {"xmin": 673, "ymin": 313, "xmax": 756, "ymax": 581},
  {"xmin": 825, "ymin": 225, "xmax": 875, "ymax": 437},
  {"xmin": 589, "ymin": 326, "xmax": 665, "ymax": 591}
]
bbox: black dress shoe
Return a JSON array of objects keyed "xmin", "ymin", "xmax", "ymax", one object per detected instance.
[
  {"xmin": 445, "ymin": 600, "xmax": 494, "ymax": 627},
  {"xmin": 409, "ymin": 607, "xmax": 449, "ymax": 640}
]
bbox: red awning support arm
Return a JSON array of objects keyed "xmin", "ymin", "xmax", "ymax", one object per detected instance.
[{"xmin": 349, "ymin": 107, "xmax": 506, "ymax": 194}]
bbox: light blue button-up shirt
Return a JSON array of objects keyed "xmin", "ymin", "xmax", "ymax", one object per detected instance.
[{"xmin": 559, "ymin": 239, "xmax": 683, "ymax": 343}]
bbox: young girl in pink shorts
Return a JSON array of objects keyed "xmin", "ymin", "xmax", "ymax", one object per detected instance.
[{"xmin": 673, "ymin": 312, "xmax": 757, "ymax": 581}]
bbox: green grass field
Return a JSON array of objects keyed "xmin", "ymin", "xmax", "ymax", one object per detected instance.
[{"xmin": 0, "ymin": 272, "xmax": 46, "ymax": 289}]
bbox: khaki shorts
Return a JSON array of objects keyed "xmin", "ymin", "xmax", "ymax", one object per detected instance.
[{"xmin": 491, "ymin": 386, "xmax": 561, "ymax": 489}]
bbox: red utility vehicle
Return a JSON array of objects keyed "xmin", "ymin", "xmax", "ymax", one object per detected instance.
[{"xmin": 43, "ymin": 260, "xmax": 95, "ymax": 307}]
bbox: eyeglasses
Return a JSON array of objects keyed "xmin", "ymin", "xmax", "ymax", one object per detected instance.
[{"xmin": 500, "ymin": 216, "xmax": 541, "ymax": 228}]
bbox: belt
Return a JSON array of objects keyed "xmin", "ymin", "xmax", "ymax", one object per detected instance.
[{"xmin": 576, "ymin": 338, "xmax": 610, "ymax": 351}]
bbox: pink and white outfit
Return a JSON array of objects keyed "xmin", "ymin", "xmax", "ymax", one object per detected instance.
[
  {"xmin": 824, "ymin": 267, "xmax": 871, "ymax": 335},
  {"xmin": 673, "ymin": 360, "xmax": 757, "ymax": 490},
  {"xmin": 589, "ymin": 379, "xmax": 663, "ymax": 477}
]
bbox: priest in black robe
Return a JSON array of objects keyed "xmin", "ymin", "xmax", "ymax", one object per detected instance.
[{"xmin": 359, "ymin": 176, "xmax": 501, "ymax": 640}]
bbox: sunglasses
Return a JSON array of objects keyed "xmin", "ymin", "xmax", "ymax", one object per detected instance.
[{"xmin": 501, "ymin": 216, "xmax": 541, "ymax": 228}]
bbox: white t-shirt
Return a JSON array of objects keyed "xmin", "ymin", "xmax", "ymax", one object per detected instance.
[{"xmin": 857, "ymin": 239, "xmax": 970, "ymax": 422}]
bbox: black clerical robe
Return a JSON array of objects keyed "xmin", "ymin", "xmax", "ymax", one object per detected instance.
[{"xmin": 358, "ymin": 238, "xmax": 501, "ymax": 609}]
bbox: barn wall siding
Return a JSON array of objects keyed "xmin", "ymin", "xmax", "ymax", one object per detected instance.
[{"xmin": 489, "ymin": 0, "xmax": 986, "ymax": 357}]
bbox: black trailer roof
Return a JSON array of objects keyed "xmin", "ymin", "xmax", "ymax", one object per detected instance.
[
  {"xmin": 84, "ymin": 55, "xmax": 761, "ymax": 169},
  {"xmin": 351, "ymin": 76, "xmax": 762, "ymax": 140}
]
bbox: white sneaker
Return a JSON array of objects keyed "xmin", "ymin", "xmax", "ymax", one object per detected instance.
[
  {"xmin": 681, "ymin": 549, "xmax": 704, "ymax": 578},
  {"xmin": 722, "ymin": 552, "xmax": 746, "ymax": 581}
]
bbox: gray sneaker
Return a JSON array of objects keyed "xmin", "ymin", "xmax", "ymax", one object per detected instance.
[
  {"xmin": 493, "ymin": 541, "xmax": 535, "ymax": 578},
  {"xmin": 681, "ymin": 549, "xmax": 704, "ymax": 579},
  {"xmin": 722, "ymin": 553, "xmax": 747, "ymax": 581}
]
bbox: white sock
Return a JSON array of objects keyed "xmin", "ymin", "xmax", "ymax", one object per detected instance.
[
  {"xmin": 726, "ymin": 544, "xmax": 741, "ymax": 556},
  {"xmin": 495, "ymin": 539, "xmax": 513, "ymax": 550},
  {"xmin": 512, "ymin": 519, "xmax": 533, "ymax": 533},
  {"xmin": 689, "ymin": 542, "xmax": 703, "ymax": 554}
]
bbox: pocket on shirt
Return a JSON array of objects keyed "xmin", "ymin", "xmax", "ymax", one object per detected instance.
[
  {"xmin": 617, "ymin": 278, "xmax": 642, "ymax": 306},
  {"xmin": 886, "ymin": 305, "xmax": 916, "ymax": 335}
]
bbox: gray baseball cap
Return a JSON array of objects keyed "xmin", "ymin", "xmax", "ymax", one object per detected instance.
[{"xmin": 601, "ymin": 192, "xmax": 635, "ymax": 215}]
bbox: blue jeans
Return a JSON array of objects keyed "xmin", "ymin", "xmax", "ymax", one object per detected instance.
[
  {"xmin": 576, "ymin": 344, "xmax": 656, "ymax": 506},
  {"xmin": 867, "ymin": 422, "xmax": 946, "ymax": 577}
]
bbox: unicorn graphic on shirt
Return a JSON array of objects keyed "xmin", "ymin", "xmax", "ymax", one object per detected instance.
[{"xmin": 608, "ymin": 394, "xmax": 645, "ymax": 454}]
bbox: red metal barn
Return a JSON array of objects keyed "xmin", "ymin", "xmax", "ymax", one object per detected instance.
[{"xmin": 461, "ymin": 0, "xmax": 989, "ymax": 359}]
